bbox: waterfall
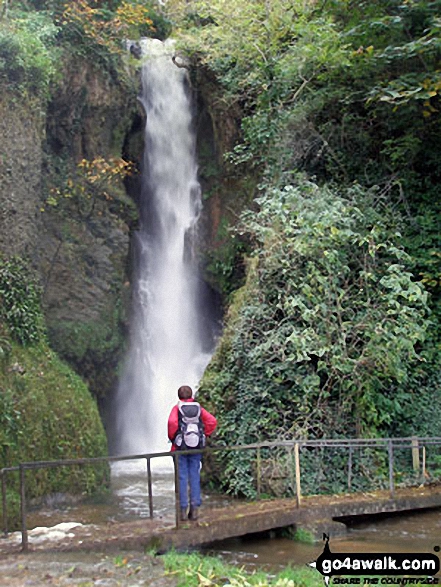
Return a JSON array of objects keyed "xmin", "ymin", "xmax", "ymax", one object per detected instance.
[{"xmin": 112, "ymin": 39, "xmax": 216, "ymax": 459}]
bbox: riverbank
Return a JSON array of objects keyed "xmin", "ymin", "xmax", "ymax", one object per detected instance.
[
  {"xmin": 2, "ymin": 487, "xmax": 441, "ymax": 585},
  {"xmin": 0, "ymin": 548, "xmax": 323, "ymax": 587},
  {"xmin": 3, "ymin": 548, "xmax": 434, "ymax": 587},
  {"xmin": 0, "ymin": 549, "xmax": 173, "ymax": 587}
]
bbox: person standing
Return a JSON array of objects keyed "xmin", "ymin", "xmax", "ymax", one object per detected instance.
[{"xmin": 167, "ymin": 385, "xmax": 217, "ymax": 521}]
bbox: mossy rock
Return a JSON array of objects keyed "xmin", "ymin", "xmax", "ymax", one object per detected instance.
[{"xmin": 0, "ymin": 339, "xmax": 109, "ymax": 530}]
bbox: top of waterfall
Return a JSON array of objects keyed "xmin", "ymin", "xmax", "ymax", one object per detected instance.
[
  {"xmin": 136, "ymin": 38, "xmax": 190, "ymax": 73},
  {"xmin": 139, "ymin": 38, "xmax": 177, "ymax": 59}
]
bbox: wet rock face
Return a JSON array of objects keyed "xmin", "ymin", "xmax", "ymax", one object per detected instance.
[
  {"xmin": 37, "ymin": 60, "xmax": 141, "ymax": 400},
  {"xmin": 0, "ymin": 59, "xmax": 141, "ymax": 401},
  {"xmin": 0, "ymin": 97, "xmax": 44, "ymax": 260},
  {"xmin": 38, "ymin": 203, "xmax": 131, "ymax": 400},
  {"xmin": 46, "ymin": 57, "xmax": 139, "ymax": 161}
]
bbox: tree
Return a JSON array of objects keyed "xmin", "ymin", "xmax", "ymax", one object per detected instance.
[{"xmin": 45, "ymin": 156, "xmax": 133, "ymax": 218}]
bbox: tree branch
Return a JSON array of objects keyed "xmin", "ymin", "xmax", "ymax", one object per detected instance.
[{"xmin": 172, "ymin": 55, "xmax": 190, "ymax": 70}]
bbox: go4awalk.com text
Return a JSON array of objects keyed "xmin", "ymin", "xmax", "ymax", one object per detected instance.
[{"xmin": 310, "ymin": 534, "xmax": 440, "ymax": 585}]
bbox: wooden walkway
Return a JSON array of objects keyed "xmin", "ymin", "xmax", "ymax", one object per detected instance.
[
  {"xmin": 3, "ymin": 484, "xmax": 441, "ymax": 555},
  {"xmin": 146, "ymin": 484, "xmax": 441, "ymax": 552},
  {"xmin": 4, "ymin": 437, "xmax": 441, "ymax": 554}
]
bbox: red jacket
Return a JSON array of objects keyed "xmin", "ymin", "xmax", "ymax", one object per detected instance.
[{"xmin": 168, "ymin": 398, "xmax": 217, "ymax": 451}]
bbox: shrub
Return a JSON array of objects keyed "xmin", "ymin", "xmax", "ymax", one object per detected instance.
[
  {"xmin": 0, "ymin": 11, "xmax": 59, "ymax": 99},
  {"xmin": 200, "ymin": 178, "xmax": 432, "ymax": 496}
]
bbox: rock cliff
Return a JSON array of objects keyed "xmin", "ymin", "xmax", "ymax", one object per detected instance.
[{"xmin": 0, "ymin": 57, "xmax": 141, "ymax": 404}]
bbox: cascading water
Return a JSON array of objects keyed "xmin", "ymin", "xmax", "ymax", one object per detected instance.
[{"xmin": 112, "ymin": 39, "xmax": 217, "ymax": 460}]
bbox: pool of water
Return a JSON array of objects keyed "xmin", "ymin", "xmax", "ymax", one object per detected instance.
[{"xmin": 201, "ymin": 509, "xmax": 441, "ymax": 571}]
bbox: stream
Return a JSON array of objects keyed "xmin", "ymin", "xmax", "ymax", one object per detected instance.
[
  {"xmin": 200, "ymin": 509, "xmax": 441, "ymax": 571},
  {"xmin": 24, "ymin": 464, "xmax": 441, "ymax": 572}
]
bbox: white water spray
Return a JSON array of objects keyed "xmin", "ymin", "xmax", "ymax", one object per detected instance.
[{"xmin": 113, "ymin": 39, "xmax": 215, "ymax": 459}]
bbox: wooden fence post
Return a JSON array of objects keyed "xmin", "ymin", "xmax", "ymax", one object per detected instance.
[
  {"xmin": 1, "ymin": 470, "xmax": 8, "ymax": 537},
  {"xmin": 422, "ymin": 446, "xmax": 426, "ymax": 484},
  {"xmin": 347, "ymin": 446, "xmax": 353, "ymax": 492},
  {"xmin": 256, "ymin": 447, "xmax": 261, "ymax": 499}
]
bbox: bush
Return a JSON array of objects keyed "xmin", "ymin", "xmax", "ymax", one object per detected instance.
[
  {"xmin": 0, "ymin": 11, "xmax": 59, "ymax": 99},
  {"xmin": 200, "ymin": 178, "xmax": 432, "ymax": 496}
]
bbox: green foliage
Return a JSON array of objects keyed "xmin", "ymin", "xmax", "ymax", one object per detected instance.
[
  {"xmin": 172, "ymin": 0, "xmax": 351, "ymax": 170},
  {"xmin": 0, "ymin": 340, "xmax": 109, "ymax": 529},
  {"xmin": 288, "ymin": 527, "xmax": 315, "ymax": 545},
  {"xmin": 172, "ymin": 0, "xmax": 440, "ymax": 312},
  {"xmin": 199, "ymin": 178, "xmax": 432, "ymax": 496},
  {"xmin": 54, "ymin": 0, "xmax": 169, "ymax": 70},
  {"xmin": 117, "ymin": 0, "xmax": 172, "ymax": 40},
  {"xmin": 48, "ymin": 305, "xmax": 126, "ymax": 399},
  {"xmin": 0, "ymin": 0, "xmax": 170, "ymax": 91},
  {"xmin": 0, "ymin": 258, "xmax": 45, "ymax": 345},
  {"xmin": 0, "ymin": 9, "xmax": 60, "ymax": 99},
  {"xmin": 162, "ymin": 550, "xmax": 322, "ymax": 587},
  {"xmin": 26, "ymin": 0, "xmax": 121, "ymax": 11},
  {"xmin": 0, "ymin": 259, "xmax": 108, "ymax": 529},
  {"xmin": 0, "ymin": 332, "xmax": 11, "ymax": 362},
  {"xmin": 205, "ymin": 227, "xmax": 249, "ymax": 299},
  {"xmin": 44, "ymin": 156, "xmax": 134, "ymax": 219}
]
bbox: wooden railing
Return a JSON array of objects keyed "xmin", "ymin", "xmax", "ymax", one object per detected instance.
[{"xmin": 2, "ymin": 436, "xmax": 441, "ymax": 552}]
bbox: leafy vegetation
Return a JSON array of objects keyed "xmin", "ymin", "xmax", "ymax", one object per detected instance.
[
  {"xmin": 162, "ymin": 550, "xmax": 323, "ymax": 587},
  {"xmin": 162, "ymin": 550, "xmax": 441, "ymax": 586},
  {"xmin": 0, "ymin": 0, "xmax": 171, "ymax": 100},
  {"xmin": 44, "ymin": 156, "xmax": 134, "ymax": 218},
  {"xmin": 162, "ymin": 0, "xmax": 441, "ymax": 497},
  {"xmin": 56, "ymin": 0, "xmax": 159, "ymax": 62},
  {"xmin": 0, "ymin": 258, "xmax": 45, "ymax": 345},
  {"xmin": 0, "ymin": 258, "xmax": 108, "ymax": 528},
  {"xmin": 200, "ymin": 179, "xmax": 435, "ymax": 496},
  {"xmin": 0, "ymin": 8, "xmax": 60, "ymax": 99},
  {"xmin": 0, "ymin": 340, "xmax": 109, "ymax": 528}
]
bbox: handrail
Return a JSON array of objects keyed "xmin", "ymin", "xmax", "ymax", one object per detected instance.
[
  {"xmin": 3, "ymin": 436, "xmax": 441, "ymax": 475},
  {"xmin": 1, "ymin": 435, "xmax": 440, "ymax": 552}
]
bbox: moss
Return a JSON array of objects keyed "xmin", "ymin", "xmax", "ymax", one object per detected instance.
[
  {"xmin": 202, "ymin": 256, "xmax": 258, "ymax": 371},
  {"xmin": 0, "ymin": 337, "xmax": 109, "ymax": 529},
  {"xmin": 285, "ymin": 527, "xmax": 316, "ymax": 545},
  {"xmin": 47, "ymin": 294, "xmax": 127, "ymax": 399}
]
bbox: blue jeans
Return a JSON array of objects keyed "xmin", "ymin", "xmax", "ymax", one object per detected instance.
[{"xmin": 177, "ymin": 452, "xmax": 202, "ymax": 509}]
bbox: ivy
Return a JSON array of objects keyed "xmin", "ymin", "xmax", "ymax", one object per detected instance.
[
  {"xmin": 200, "ymin": 179, "xmax": 432, "ymax": 497},
  {"xmin": 0, "ymin": 258, "xmax": 45, "ymax": 345}
]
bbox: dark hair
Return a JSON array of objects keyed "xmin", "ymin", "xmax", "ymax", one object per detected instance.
[{"xmin": 178, "ymin": 385, "xmax": 193, "ymax": 400}]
